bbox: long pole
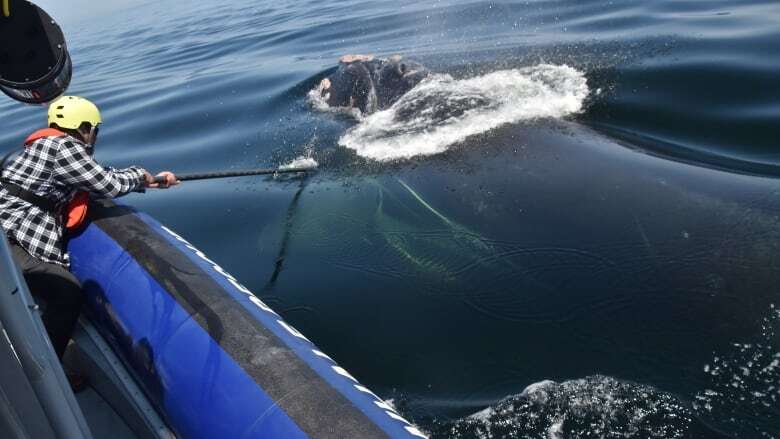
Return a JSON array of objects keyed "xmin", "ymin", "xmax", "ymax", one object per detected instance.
[{"xmin": 156, "ymin": 166, "xmax": 315, "ymax": 183}]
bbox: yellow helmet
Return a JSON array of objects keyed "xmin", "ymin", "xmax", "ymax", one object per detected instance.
[{"xmin": 47, "ymin": 96, "xmax": 102, "ymax": 130}]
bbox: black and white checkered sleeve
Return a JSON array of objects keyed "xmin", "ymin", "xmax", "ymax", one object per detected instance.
[{"xmin": 52, "ymin": 140, "xmax": 146, "ymax": 198}]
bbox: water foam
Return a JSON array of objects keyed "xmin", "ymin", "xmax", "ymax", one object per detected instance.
[
  {"xmin": 279, "ymin": 155, "xmax": 318, "ymax": 170},
  {"xmin": 694, "ymin": 304, "xmax": 780, "ymax": 438},
  {"xmin": 335, "ymin": 64, "xmax": 588, "ymax": 161},
  {"xmin": 429, "ymin": 376, "xmax": 693, "ymax": 439}
]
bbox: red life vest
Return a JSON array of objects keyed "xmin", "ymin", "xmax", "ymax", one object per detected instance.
[{"xmin": 24, "ymin": 128, "xmax": 89, "ymax": 231}]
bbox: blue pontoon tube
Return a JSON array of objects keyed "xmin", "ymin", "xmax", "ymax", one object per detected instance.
[{"xmin": 67, "ymin": 199, "xmax": 426, "ymax": 439}]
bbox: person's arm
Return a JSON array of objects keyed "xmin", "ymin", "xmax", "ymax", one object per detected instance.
[{"xmin": 52, "ymin": 140, "xmax": 146, "ymax": 198}]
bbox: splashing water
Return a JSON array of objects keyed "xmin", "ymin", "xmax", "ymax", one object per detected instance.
[
  {"xmin": 429, "ymin": 376, "xmax": 693, "ymax": 439},
  {"xmin": 279, "ymin": 156, "xmax": 319, "ymax": 170},
  {"xmin": 331, "ymin": 64, "xmax": 588, "ymax": 161},
  {"xmin": 426, "ymin": 305, "xmax": 780, "ymax": 439},
  {"xmin": 694, "ymin": 304, "xmax": 780, "ymax": 438}
]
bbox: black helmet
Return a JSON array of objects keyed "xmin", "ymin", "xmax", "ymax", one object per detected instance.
[{"xmin": 0, "ymin": 0, "xmax": 72, "ymax": 104}]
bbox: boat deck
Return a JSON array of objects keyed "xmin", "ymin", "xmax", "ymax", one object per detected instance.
[
  {"xmin": 63, "ymin": 318, "xmax": 173, "ymax": 439},
  {"xmin": 75, "ymin": 387, "xmax": 137, "ymax": 439}
]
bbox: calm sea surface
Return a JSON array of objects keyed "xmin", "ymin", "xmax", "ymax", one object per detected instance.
[{"xmin": 1, "ymin": 1, "xmax": 779, "ymax": 437}]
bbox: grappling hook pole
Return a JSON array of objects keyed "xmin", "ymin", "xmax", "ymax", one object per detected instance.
[{"xmin": 154, "ymin": 166, "xmax": 316, "ymax": 184}]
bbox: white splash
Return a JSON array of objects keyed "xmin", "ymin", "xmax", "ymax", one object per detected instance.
[
  {"xmin": 692, "ymin": 303, "xmax": 780, "ymax": 436},
  {"xmin": 443, "ymin": 375, "xmax": 693, "ymax": 439},
  {"xmin": 337, "ymin": 64, "xmax": 589, "ymax": 161},
  {"xmin": 548, "ymin": 417, "xmax": 565, "ymax": 439},
  {"xmin": 468, "ymin": 407, "xmax": 495, "ymax": 421},
  {"xmin": 279, "ymin": 156, "xmax": 318, "ymax": 170},
  {"xmin": 522, "ymin": 379, "xmax": 556, "ymax": 397},
  {"xmin": 307, "ymin": 87, "xmax": 363, "ymax": 119}
]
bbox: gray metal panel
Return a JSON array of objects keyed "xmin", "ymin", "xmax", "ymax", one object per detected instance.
[
  {"xmin": 0, "ymin": 320, "xmax": 56, "ymax": 439},
  {"xmin": 0, "ymin": 231, "xmax": 92, "ymax": 439}
]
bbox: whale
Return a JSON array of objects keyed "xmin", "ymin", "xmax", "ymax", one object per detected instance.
[
  {"xmin": 313, "ymin": 55, "xmax": 430, "ymax": 115},
  {"xmin": 259, "ymin": 118, "xmax": 780, "ymax": 425}
]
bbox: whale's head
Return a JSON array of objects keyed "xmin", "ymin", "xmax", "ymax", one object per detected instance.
[
  {"xmin": 316, "ymin": 55, "xmax": 430, "ymax": 116},
  {"xmin": 376, "ymin": 59, "xmax": 429, "ymax": 109},
  {"xmin": 317, "ymin": 60, "xmax": 377, "ymax": 114}
]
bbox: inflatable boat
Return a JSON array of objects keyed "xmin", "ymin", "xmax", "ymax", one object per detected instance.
[{"xmin": 0, "ymin": 200, "xmax": 426, "ymax": 439}]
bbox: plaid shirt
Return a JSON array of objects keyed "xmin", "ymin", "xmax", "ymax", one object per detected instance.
[{"xmin": 0, "ymin": 133, "xmax": 145, "ymax": 267}]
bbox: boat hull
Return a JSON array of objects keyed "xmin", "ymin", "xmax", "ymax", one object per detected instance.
[{"xmin": 68, "ymin": 200, "xmax": 423, "ymax": 439}]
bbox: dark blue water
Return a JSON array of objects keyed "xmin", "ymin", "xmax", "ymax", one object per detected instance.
[{"xmin": 2, "ymin": 1, "xmax": 779, "ymax": 437}]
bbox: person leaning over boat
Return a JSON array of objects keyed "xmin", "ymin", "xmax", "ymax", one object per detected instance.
[{"xmin": 0, "ymin": 95, "xmax": 178, "ymax": 371}]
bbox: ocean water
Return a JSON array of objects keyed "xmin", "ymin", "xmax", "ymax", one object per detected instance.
[{"xmin": 1, "ymin": 0, "xmax": 779, "ymax": 437}]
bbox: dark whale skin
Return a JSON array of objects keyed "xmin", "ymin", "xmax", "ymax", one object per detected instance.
[
  {"xmin": 273, "ymin": 120, "xmax": 780, "ymax": 409},
  {"xmin": 323, "ymin": 57, "xmax": 430, "ymax": 114}
]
